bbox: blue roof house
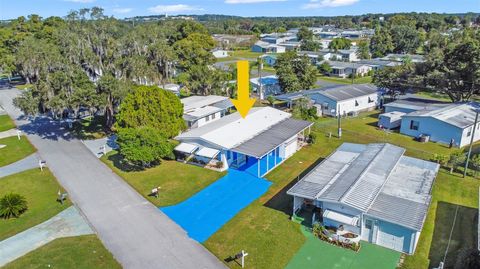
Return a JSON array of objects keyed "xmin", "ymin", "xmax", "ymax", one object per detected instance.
[{"xmin": 250, "ymin": 75, "xmax": 282, "ymax": 100}]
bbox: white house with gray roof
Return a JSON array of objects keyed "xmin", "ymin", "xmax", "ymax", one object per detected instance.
[
  {"xmin": 181, "ymin": 95, "xmax": 234, "ymax": 129},
  {"xmin": 175, "ymin": 107, "xmax": 313, "ymax": 177},
  {"xmin": 287, "ymin": 143, "xmax": 439, "ymax": 254},
  {"xmin": 400, "ymin": 102, "xmax": 480, "ymax": 147},
  {"xmin": 275, "ymin": 84, "xmax": 379, "ymax": 116}
]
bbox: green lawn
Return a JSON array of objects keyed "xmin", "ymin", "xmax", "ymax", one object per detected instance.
[
  {"xmin": 101, "ymin": 151, "xmax": 225, "ymax": 207},
  {"xmin": 318, "ymin": 75, "xmax": 373, "ymax": 85},
  {"xmin": 427, "ymin": 201, "xmax": 477, "ymax": 268},
  {"xmin": 0, "ymin": 136, "xmax": 36, "ymax": 167},
  {"xmin": 216, "ymin": 50, "xmax": 263, "ymax": 62},
  {"xmin": 0, "ymin": 114, "xmax": 15, "ymax": 132},
  {"xmin": 0, "ymin": 169, "xmax": 70, "ymax": 241},
  {"xmin": 286, "ymin": 226, "xmax": 400, "ymax": 269},
  {"xmin": 3, "ymin": 235, "xmax": 121, "ymax": 269},
  {"xmin": 400, "ymin": 170, "xmax": 480, "ymax": 269},
  {"xmin": 14, "ymin": 84, "xmax": 33, "ymax": 91},
  {"xmin": 205, "ymin": 110, "xmax": 479, "ymax": 269}
]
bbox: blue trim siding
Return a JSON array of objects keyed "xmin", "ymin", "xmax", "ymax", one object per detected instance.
[{"xmin": 400, "ymin": 116, "xmax": 463, "ymax": 146}]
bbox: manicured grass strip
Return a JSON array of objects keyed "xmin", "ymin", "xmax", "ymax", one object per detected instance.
[
  {"xmin": 0, "ymin": 136, "xmax": 36, "ymax": 167},
  {"xmin": 317, "ymin": 75, "xmax": 373, "ymax": 84},
  {"xmin": 0, "ymin": 115, "xmax": 15, "ymax": 132},
  {"xmin": 3, "ymin": 235, "xmax": 121, "ymax": 269},
  {"xmin": 286, "ymin": 228, "xmax": 400, "ymax": 269},
  {"xmin": 400, "ymin": 170, "xmax": 480, "ymax": 269},
  {"xmin": 427, "ymin": 202, "xmax": 477, "ymax": 268},
  {"xmin": 101, "ymin": 151, "xmax": 225, "ymax": 207},
  {"xmin": 0, "ymin": 169, "xmax": 70, "ymax": 241}
]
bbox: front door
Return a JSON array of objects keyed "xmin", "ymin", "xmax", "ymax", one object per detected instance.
[{"xmin": 364, "ymin": 219, "xmax": 374, "ymax": 242}]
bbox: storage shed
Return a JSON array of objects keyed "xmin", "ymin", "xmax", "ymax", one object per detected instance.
[{"xmin": 378, "ymin": 111, "xmax": 405, "ymax": 129}]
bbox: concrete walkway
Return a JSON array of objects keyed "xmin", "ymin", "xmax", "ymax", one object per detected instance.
[
  {"xmin": 82, "ymin": 135, "xmax": 118, "ymax": 158},
  {"xmin": 0, "ymin": 129, "xmax": 18, "ymax": 139},
  {"xmin": 0, "ymin": 89, "xmax": 225, "ymax": 269},
  {"xmin": 0, "ymin": 206, "xmax": 94, "ymax": 267},
  {"xmin": 0, "ymin": 153, "xmax": 40, "ymax": 178}
]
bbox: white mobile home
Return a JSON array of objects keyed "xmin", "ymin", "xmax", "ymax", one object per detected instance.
[
  {"xmin": 175, "ymin": 107, "xmax": 313, "ymax": 177},
  {"xmin": 181, "ymin": 95, "xmax": 234, "ymax": 129},
  {"xmin": 378, "ymin": 111, "xmax": 405, "ymax": 129},
  {"xmin": 287, "ymin": 143, "xmax": 439, "ymax": 254},
  {"xmin": 309, "ymin": 84, "xmax": 379, "ymax": 117}
]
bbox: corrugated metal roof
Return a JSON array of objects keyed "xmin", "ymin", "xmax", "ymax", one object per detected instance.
[
  {"xmin": 275, "ymin": 84, "xmax": 378, "ymax": 103},
  {"xmin": 367, "ymin": 193, "xmax": 430, "ymax": 231},
  {"xmin": 405, "ymin": 102, "xmax": 480, "ymax": 129},
  {"xmin": 318, "ymin": 84, "xmax": 379, "ymax": 102},
  {"xmin": 232, "ymin": 118, "xmax": 312, "ymax": 158},
  {"xmin": 287, "ymin": 143, "xmax": 366, "ymax": 199},
  {"xmin": 318, "ymin": 143, "xmax": 385, "ymax": 201},
  {"xmin": 341, "ymin": 144, "xmax": 405, "ymax": 211},
  {"xmin": 383, "ymin": 97, "xmax": 449, "ymax": 112},
  {"xmin": 287, "ymin": 142, "xmax": 439, "ymax": 231},
  {"xmin": 211, "ymin": 99, "xmax": 234, "ymax": 110}
]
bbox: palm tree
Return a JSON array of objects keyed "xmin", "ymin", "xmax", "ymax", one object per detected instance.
[{"xmin": 0, "ymin": 193, "xmax": 28, "ymax": 219}]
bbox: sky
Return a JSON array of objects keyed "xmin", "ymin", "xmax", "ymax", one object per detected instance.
[{"xmin": 0, "ymin": 0, "xmax": 479, "ymax": 20}]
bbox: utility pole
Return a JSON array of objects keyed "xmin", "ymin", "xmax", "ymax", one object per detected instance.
[
  {"xmin": 337, "ymin": 104, "xmax": 342, "ymax": 138},
  {"xmin": 464, "ymin": 109, "xmax": 479, "ymax": 178},
  {"xmin": 257, "ymin": 57, "xmax": 263, "ymax": 100},
  {"xmin": 351, "ymin": 63, "xmax": 355, "ymax": 84}
]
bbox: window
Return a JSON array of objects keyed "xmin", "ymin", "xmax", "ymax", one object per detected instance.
[
  {"xmin": 410, "ymin": 120, "xmax": 420, "ymax": 131},
  {"xmin": 368, "ymin": 97, "xmax": 374, "ymax": 103},
  {"xmin": 355, "ymin": 100, "xmax": 359, "ymax": 107},
  {"xmin": 205, "ymin": 115, "xmax": 210, "ymax": 122},
  {"xmin": 211, "ymin": 113, "xmax": 216, "ymax": 120},
  {"xmin": 365, "ymin": 219, "xmax": 373, "ymax": 229}
]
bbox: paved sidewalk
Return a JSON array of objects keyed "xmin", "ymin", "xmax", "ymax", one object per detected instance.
[
  {"xmin": 0, "ymin": 153, "xmax": 40, "ymax": 178},
  {"xmin": 0, "ymin": 129, "xmax": 18, "ymax": 139},
  {"xmin": 0, "ymin": 89, "xmax": 225, "ymax": 269},
  {"xmin": 0, "ymin": 206, "xmax": 93, "ymax": 267},
  {"xmin": 82, "ymin": 135, "xmax": 118, "ymax": 158}
]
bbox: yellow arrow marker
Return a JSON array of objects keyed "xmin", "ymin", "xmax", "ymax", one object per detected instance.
[{"xmin": 231, "ymin": 60, "xmax": 256, "ymax": 118}]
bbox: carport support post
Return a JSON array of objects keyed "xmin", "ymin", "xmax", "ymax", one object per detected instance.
[
  {"xmin": 266, "ymin": 154, "xmax": 269, "ymax": 173},
  {"xmin": 257, "ymin": 158, "xmax": 260, "ymax": 178}
]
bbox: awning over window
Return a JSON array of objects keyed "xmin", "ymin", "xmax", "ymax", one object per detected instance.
[
  {"xmin": 323, "ymin": 209, "xmax": 359, "ymax": 226},
  {"xmin": 195, "ymin": 147, "xmax": 220, "ymax": 159},
  {"xmin": 174, "ymin": 143, "xmax": 198, "ymax": 154}
]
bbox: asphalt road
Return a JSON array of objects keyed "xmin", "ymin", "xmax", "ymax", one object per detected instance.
[{"xmin": 0, "ymin": 89, "xmax": 225, "ymax": 269}]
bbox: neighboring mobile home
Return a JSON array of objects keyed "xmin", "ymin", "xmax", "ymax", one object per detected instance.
[
  {"xmin": 175, "ymin": 107, "xmax": 313, "ymax": 177},
  {"xmin": 181, "ymin": 95, "xmax": 234, "ymax": 129},
  {"xmin": 308, "ymin": 84, "xmax": 379, "ymax": 116},
  {"xmin": 400, "ymin": 102, "xmax": 480, "ymax": 147},
  {"xmin": 275, "ymin": 84, "xmax": 379, "ymax": 117},
  {"xmin": 287, "ymin": 143, "xmax": 439, "ymax": 254}
]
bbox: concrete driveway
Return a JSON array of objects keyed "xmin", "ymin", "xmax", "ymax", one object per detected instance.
[{"xmin": 0, "ymin": 89, "xmax": 225, "ymax": 269}]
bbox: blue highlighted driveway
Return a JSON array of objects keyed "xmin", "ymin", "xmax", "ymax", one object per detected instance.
[{"xmin": 161, "ymin": 169, "xmax": 271, "ymax": 243}]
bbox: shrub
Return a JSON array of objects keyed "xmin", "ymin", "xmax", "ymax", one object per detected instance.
[
  {"xmin": 308, "ymin": 133, "xmax": 317, "ymax": 144},
  {"xmin": 215, "ymin": 161, "xmax": 224, "ymax": 169},
  {"xmin": 0, "ymin": 193, "xmax": 28, "ymax": 219}
]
